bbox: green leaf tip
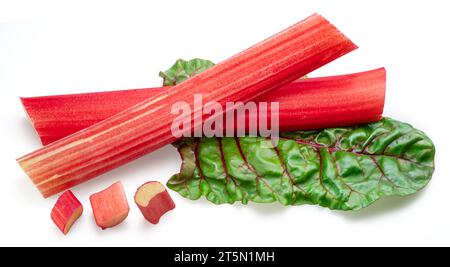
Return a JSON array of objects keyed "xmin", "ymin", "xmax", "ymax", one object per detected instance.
[{"xmin": 159, "ymin": 58, "xmax": 215, "ymax": 86}]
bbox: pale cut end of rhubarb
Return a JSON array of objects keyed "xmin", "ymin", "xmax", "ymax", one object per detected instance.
[
  {"xmin": 51, "ymin": 190, "xmax": 83, "ymax": 235},
  {"xmin": 135, "ymin": 181, "xmax": 175, "ymax": 224},
  {"xmin": 89, "ymin": 182, "xmax": 130, "ymax": 230}
]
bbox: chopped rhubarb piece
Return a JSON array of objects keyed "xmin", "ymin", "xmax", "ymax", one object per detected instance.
[
  {"xmin": 50, "ymin": 190, "xmax": 83, "ymax": 235},
  {"xmin": 89, "ymin": 182, "xmax": 129, "ymax": 230},
  {"xmin": 17, "ymin": 14, "xmax": 357, "ymax": 198},
  {"xmin": 21, "ymin": 68, "xmax": 385, "ymax": 144},
  {"xmin": 134, "ymin": 181, "xmax": 175, "ymax": 224}
]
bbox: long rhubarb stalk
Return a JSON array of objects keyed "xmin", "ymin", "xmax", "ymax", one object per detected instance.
[
  {"xmin": 21, "ymin": 87, "xmax": 164, "ymax": 145},
  {"xmin": 17, "ymin": 14, "xmax": 357, "ymax": 198},
  {"xmin": 21, "ymin": 68, "xmax": 385, "ymax": 145}
]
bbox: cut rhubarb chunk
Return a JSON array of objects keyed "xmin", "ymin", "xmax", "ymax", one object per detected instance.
[
  {"xmin": 17, "ymin": 14, "xmax": 357, "ymax": 198},
  {"xmin": 89, "ymin": 182, "xmax": 129, "ymax": 230},
  {"xmin": 50, "ymin": 190, "xmax": 83, "ymax": 235},
  {"xmin": 21, "ymin": 68, "xmax": 385, "ymax": 145},
  {"xmin": 134, "ymin": 181, "xmax": 175, "ymax": 224}
]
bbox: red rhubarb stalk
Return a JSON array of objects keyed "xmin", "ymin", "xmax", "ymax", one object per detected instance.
[
  {"xmin": 17, "ymin": 14, "xmax": 357, "ymax": 198},
  {"xmin": 21, "ymin": 87, "xmax": 164, "ymax": 145},
  {"xmin": 21, "ymin": 68, "xmax": 386, "ymax": 145},
  {"xmin": 134, "ymin": 181, "xmax": 176, "ymax": 224},
  {"xmin": 50, "ymin": 190, "xmax": 83, "ymax": 235},
  {"xmin": 90, "ymin": 182, "xmax": 130, "ymax": 230}
]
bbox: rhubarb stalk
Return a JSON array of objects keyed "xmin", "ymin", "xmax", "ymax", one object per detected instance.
[
  {"xmin": 17, "ymin": 14, "xmax": 357, "ymax": 198},
  {"xmin": 21, "ymin": 68, "xmax": 385, "ymax": 145}
]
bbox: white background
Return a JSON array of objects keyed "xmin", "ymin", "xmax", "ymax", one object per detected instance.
[{"xmin": 1, "ymin": 0, "xmax": 449, "ymax": 247}]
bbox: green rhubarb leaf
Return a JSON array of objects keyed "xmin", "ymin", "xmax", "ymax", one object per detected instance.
[
  {"xmin": 159, "ymin": 58, "xmax": 215, "ymax": 86},
  {"xmin": 167, "ymin": 118, "xmax": 435, "ymax": 210}
]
